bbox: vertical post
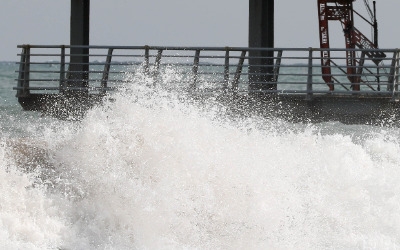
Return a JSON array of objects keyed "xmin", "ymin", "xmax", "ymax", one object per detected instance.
[
  {"xmin": 144, "ymin": 46, "xmax": 150, "ymax": 76},
  {"xmin": 395, "ymin": 51, "xmax": 400, "ymax": 95},
  {"xmin": 191, "ymin": 50, "xmax": 200, "ymax": 90},
  {"xmin": 17, "ymin": 46, "xmax": 30, "ymax": 97},
  {"xmin": 23, "ymin": 47, "xmax": 31, "ymax": 97},
  {"xmin": 249, "ymin": 0, "xmax": 275, "ymax": 92},
  {"xmin": 154, "ymin": 50, "xmax": 163, "ymax": 71},
  {"xmin": 273, "ymin": 50, "xmax": 282, "ymax": 82},
  {"xmin": 153, "ymin": 49, "xmax": 163, "ymax": 86},
  {"xmin": 388, "ymin": 50, "xmax": 399, "ymax": 92},
  {"xmin": 60, "ymin": 46, "xmax": 66, "ymax": 92},
  {"xmin": 356, "ymin": 51, "xmax": 365, "ymax": 86},
  {"xmin": 373, "ymin": 1, "xmax": 378, "ymax": 47},
  {"xmin": 17, "ymin": 47, "xmax": 26, "ymax": 97},
  {"xmin": 232, "ymin": 51, "xmax": 246, "ymax": 91},
  {"xmin": 223, "ymin": 49, "xmax": 230, "ymax": 91},
  {"xmin": 101, "ymin": 48, "xmax": 113, "ymax": 95},
  {"xmin": 306, "ymin": 48, "xmax": 314, "ymax": 101},
  {"xmin": 377, "ymin": 66, "xmax": 381, "ymax": 91},
  {"xmin": 69, "ymin": 0, "xmax": 90, "ymax": 93}
]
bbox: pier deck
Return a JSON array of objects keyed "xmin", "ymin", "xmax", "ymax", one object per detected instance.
[{"xmin": 14, "ymin": 45, "xmax": 400, "ymax": 123}]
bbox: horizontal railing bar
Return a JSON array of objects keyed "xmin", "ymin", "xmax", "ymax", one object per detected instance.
[
  {"xmin": 248, "ymin": 89, "xmax": 395, "ymax": 95},
  {"xmin": 15, "ymin": 70, "xmax": 133, "ymax": 74},
  {"xmin": 14, "ymin": 62, "xmax": 395, "ymax": 68},
  {"xmin": 15, "ymin": 77, "xmax": 62, "ymax": 81},
  {"xmin": 16, "ymin": 61, "xmax": 141, "ymax": 66},
  {"xmin": 16, "ymin": 55, "xmax": 393, "ymax": 65},
  {"xmin": 19, "ymin": 79, "xmax": 388, "ymax": 87},
  {"xmin": 16, "ymin": 62, "xmax": 391, "ymax": 74},
  {"xmin": 17, "ymin": 53, "xmax": 256, "ymax": 59},
  {"xmin": 16, "ymin": 70, "xmax": 64, "ymax": 74},
  {"xmin": 17, "ymin": 53, "xmax": 145, "ymax": 59},
  {"xmin": 13, "ymin": 86, "xmax": 117, "ymax": 91},
  {"xmin": 246, "ymin": 80, "xmax": 381, "ymax": 85},
  {"xmin": 17, "ymin": 44, "xmax": 399, "ymax": 53},
  {"xmin": 19, "ymin": 70, "xmax": 162, "ymax": 75}
]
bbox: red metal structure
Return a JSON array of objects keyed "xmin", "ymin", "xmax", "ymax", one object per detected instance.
[{"xmin": 317, "ymin": 0, "xmax": 385, "ymax": 91}]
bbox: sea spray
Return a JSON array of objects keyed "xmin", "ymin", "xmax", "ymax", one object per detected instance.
[
  {"xmin": 1, "ymin": 68, "xmax": 400, "ymax": 249},
  {"xmin": 0, "ymin": 140, "xmax": 67, "ymax": 249}
]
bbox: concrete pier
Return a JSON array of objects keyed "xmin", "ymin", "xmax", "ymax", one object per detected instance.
[{"xmin": 13, "ymin": 2, "xmax": 400, "ymax": 124}]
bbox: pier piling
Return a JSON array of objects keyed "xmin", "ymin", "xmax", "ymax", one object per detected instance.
[
  {"xmin": 69, "ymin": 0, "xmax": 90, "ymax": 94},
  {"xmin": 249, "ymin": 0, "xmax": 276, "ymax": 92}
]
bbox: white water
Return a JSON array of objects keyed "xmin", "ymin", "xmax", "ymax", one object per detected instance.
[{"xmin": 1, "ymin": 70, "xmax": 400, "ymax": 249}]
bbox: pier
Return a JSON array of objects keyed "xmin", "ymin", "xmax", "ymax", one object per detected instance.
[
  {"xmin": 14, "ymin": 45, "xmax": 400, "ymax": 123},
  {"xmin": 12, "ymin": 0, "xmax": 400, "ymax": 124}
]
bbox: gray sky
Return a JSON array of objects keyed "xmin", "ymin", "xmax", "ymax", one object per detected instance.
[{"xmin": 1, "ymin": 0, "xmax": 399, "ymax": 61}]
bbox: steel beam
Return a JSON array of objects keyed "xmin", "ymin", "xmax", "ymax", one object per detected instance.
[
  {"xmin": 249, "ymin": 0, "xmax": 276, "ymax": 92},
  {"xmin": 69, "ymin": 0, "xmax": 90, "ymax": 91}
]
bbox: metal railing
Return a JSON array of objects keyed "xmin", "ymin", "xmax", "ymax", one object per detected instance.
[{"xmin": 15, "ymin": 45, "xmax": 400, "ymax": 100}]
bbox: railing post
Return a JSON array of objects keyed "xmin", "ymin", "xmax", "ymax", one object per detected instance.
[
  {"xmin": 17, "ymin": 46, "xmax": 31, "ymax": 97},
  {"xmin": 144, "ymin": 46, "xmax": 150, "ymax": 76},
  {"xmin": 223, "ymin": 48, "xmax": 230, "ymax": 91},
  {"xmin": 17, "ymin": 46, "xmax": 28, "ymax": 97},
  {"xmin": 396, "ymin": 51, "xmax": 400, "ymax": 91},
  {"xmin": 273, "ymin": 50, "xmax": 283, "ymax": 82},
  {"xmin": 306, "ymin": 48, "xmax": 313, "ymax": 101},
  {"xmin": 60, "ymin": 46, "xmax": 66, "ymax": 93},
  {"xmin": 152, "ymin": 49, "xmax": 163, "ymax": 86},
  {"xmin": 191, "ymin": 49, "xmax": 200, "ymax": 90},
  {"xmin": 392, "ymin": 50, "xmax": 400, "ymax": 99},
  {"xmin": 356, "ymin": 51, "xmax": 366, "ymax": 86},
  {"xmin": 232, "ymin": 50, "xmax": 246, "ymax": 91},
  {"xmin": 388, "ymin": 50, "xmax": 399, "ymax": 92},
  {"xmin": 101, "ymin": 48, "xmax": 113, "ymax": 95},
  {"xmin": 24, "ymin": 47, "xmax": 31, "ymax": 97},
  {"xmin": 377, "ymin": 66, "xmax": 381, "ymax": 91}
]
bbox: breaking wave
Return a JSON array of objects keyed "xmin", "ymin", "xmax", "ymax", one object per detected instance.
[{"xmin": 1, "ymin": 69, "xmax": 400, "ymax": 249}]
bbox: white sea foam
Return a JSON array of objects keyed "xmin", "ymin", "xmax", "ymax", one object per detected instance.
[
  {"xmin": 0, "ymin": 140, "xmax": 67, "ymax": 249},
  {"xmin": 1, "ymin": 69, "xmax": 400, "ymax": 249}
]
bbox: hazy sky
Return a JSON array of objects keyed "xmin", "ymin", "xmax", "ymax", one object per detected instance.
[{"xmin": 1, "ymin": 0, "xmax": 399, "ymax": 61}]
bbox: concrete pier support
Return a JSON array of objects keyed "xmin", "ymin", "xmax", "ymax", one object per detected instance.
[
  {"xmin": 248, "ymin": 0, "xmax": 276, "ymax": 92},
  {"xmin": 69, "ymin": 0, "xmax": 90, "ymax": 91}
]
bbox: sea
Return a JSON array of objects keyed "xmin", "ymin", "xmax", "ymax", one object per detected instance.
[{"xmin": 1, "ymin": 61, "xmax": 400, "ymax": 249}]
